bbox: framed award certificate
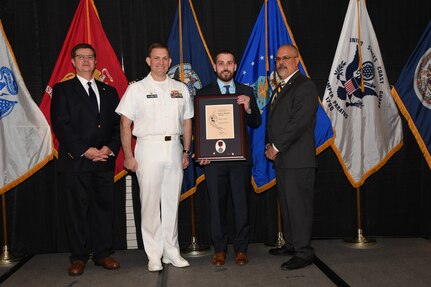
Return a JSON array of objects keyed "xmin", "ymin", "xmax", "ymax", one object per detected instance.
[{"xmin": 194, "ymin": 95, "xmax": 246, "ymax": 161}]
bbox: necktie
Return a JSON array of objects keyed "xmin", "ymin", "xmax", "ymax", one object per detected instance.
[
  {"xmin": 224, "ymin": 85, "xmax": 231, "ymax": 94},
  {"xmin": 87, "ymin": 82, "xmax": 99, "ymax": 113},
  {"xmin": 271, "ymin": 80, "xmax": 285, "ymax": 110}
]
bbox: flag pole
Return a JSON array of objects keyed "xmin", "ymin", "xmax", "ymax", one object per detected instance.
[
  {"xmin": 344, "ymin": 187, "xmax": 376, "ymax": 247},
  {"xmin": 0, "ymin": 194, "xmax": 22, "ymax": 265},
  {"xmin": 265, "ymin": 193, "xmax": 285, "ymax": 248},
  {"xmin": 263, "ymin": 0, "xmax": 285, "ymax": 249},
  {"xmin": 344, "ymin": 1, "xmax": 376, "ymax": 248},
  {"xmin": 177, "ymin": 0, "xmax": 209, "ymax": 257},
  {"xmin": 181, "ymin": 194, "xmax": 210, "ymax": 256},
  {"xmin": 179, "ymin": 0, "xmax": 184, "ymax": 82}
]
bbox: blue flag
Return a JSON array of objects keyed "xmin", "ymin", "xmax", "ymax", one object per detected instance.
[
  {"xmin": 236, "ymin": 0, "xmax": 334, "ymax": 192},
  {"xmin": 392, "ymin": 21, "xmax": 431, "ymax": 170},
  {"xmin": 167, "ymin": 0, "xmax": 215, "ymax": 200}
]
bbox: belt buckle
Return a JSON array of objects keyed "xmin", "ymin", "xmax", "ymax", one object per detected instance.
[{"xmin": 164, "ymin": 136, "xmax": 171, "ymax": 141}]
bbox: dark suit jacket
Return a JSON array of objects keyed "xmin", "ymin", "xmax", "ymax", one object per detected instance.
[
  {"xmin": 196, "ymin": 80, "xmax": 261, "ymax": 164},
  {"xmin": 266, "ymin": 72, "xmax": 318, "ymax": 168},
  {"xmin": 51, "ymin": 76, "xmax": 120, "ymax": 172}
]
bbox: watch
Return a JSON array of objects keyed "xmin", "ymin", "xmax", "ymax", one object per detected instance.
[{"xmin": 183, "ymin": 149, "xmax": 191, "ymax": 155}]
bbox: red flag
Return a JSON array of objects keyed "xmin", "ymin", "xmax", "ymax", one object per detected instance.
[{"xmin": 39, "ymin": 0, "xmax": 129, "ymax": 181}]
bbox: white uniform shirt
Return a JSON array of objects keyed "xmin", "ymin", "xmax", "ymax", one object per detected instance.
[{"xmin": 115, "ymin": 73, "xmax": 193, "ymax": 138}]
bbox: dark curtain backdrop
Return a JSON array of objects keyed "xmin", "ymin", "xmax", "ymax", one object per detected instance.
[{"xmin": 0, "ymin": 0, "xmax": 430, "ymax": 255}]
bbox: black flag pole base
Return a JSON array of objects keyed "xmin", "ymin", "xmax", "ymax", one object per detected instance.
[
  {"xmin": 264, "ymin": 232, "xmax": 286, "ymax": 248},
  {"xmin": 0, "ymin": 245, "xmax": 23, "ymax": 265},
  {"xmin": 181, "ymin": 237, "xmax": 211, "ymax": 257},
  {"xmin": 344, "ymin": 229, "xmax": 377, "ymax": 248}
]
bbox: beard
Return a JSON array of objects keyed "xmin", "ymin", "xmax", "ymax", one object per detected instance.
[
  {"xmin": 217, "ymin": 70, "xmax": 234, "ymax": 82},
  {"xmin": 276, "ymin": 65, "xmax": 291, "ymax": 79}
]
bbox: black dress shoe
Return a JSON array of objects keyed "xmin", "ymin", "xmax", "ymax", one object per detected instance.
[
  {"xmin": 268, "ymin": 246, "xmax": 295, "ymax": 256},
  {"xmin": 281, "ymin": 256, "xmax": 314, "ymax": 270}
]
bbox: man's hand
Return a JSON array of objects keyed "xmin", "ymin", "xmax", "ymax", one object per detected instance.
[
  {"xmin": 124, "ymin": 156, "xmax": 138, "ymax": 172},
  {"xmin": 84, "ymin": 147, "xmax": 108, "ymax": 162},
  {"xmin": 198, "ymin": 159, "xmax": 211, "ymax": 165},
  {"xmin": 265, "ymin": 143, "xmax": 278, "ymax": 161},
  {"xmin": 99, "ymin": 146, "xmax": 112, "ymax": 156},
  {"xmin": 92, "ymin": 145, "xmax": 112, "ymax": 162},
  {"xmin": 237, "ymin": 95, "xmax": 251, "ymax": 114},
  {"xmin": 182, "ymin": 153, "xmax": 190, "ymax": 169}
]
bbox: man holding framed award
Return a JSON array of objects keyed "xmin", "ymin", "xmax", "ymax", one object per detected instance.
[{"xmin": 196, "ymin": 50, "xmax": 261, "ymax": 266}]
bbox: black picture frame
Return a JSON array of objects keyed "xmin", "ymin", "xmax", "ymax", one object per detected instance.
[{"xmin": 194, "ymin": 94, "xmax": 246, "ymax": 161}]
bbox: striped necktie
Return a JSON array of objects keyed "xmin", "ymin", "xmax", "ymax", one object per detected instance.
[{"xmin": 271, "ymin": 80, "xmax": 286, "ymax": 109}]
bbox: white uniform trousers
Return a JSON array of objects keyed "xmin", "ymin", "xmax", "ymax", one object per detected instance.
[{"xmin": 135, "ymin": 137, "xmax": 183, "ymax": 262}]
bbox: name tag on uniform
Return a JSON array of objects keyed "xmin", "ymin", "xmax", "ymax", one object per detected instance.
[
  {"xmin": 146, "ymin": 93, "xmax": 157, "ymax": 98},
  {"xmin": 170, "ymin": 90, "xmax": 183, "ymax": 98}
]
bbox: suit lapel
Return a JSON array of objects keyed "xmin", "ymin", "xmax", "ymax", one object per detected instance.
[
  {"xmin": 213, "ymin": 81, "xmax": 222, "ymax": 94},
  {"xmin": 95, "ymin": 80, "xmax": 106, "ymax": 114},
  {"xmin": 269, "ymin": 72, "xmax": 300, "ymax": 116},
  {"xmin": 72, "ymin": 76, "xmax": 100, "ymax": 115},
  {"xmin": 72, "ymin": 77, "xmax": 91, "ymax": 103},
  {"xmin": 235, "ymin": 81, "xmax": 250, "ymax": 95}
]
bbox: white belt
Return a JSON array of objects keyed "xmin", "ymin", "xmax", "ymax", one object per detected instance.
[{"xmin": 139, "ymin": 135, "xmax": 181, "ymax": 141}]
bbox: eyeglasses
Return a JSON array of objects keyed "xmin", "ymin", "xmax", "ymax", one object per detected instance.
[
  {"xmin": 275, "ymin": 56, "xmax": 297, "ymax": 63},
  {"xmin": 74, "ymin": 55, "xmax": 95, "ymax": 61}
]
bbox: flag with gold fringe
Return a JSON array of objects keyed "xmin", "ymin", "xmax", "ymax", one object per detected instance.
[
  {"xmin": 167, "ymin": 0, "xmax": 215, "ymax": 200},
  {"xmin": 0, "ymin": 20, "xmax": 53, "ymax": 194},
  {"xmin": 236, "ymin": 0, "xmax": 334, "ymax": 193},
  {"xmin": 392, "ymin": 21, "xmax": 431, "ymax": 170},
  {"xmin": 323, "ymin": 0, "xmax": 403, "ymax": 187}
]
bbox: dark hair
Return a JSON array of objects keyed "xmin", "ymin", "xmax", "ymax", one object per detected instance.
[
  {"xmin": 214, "ymin": 50, "xmax": 236, "ymax": 63},
  {"xmin": 147, "ymin": 43, "xmax": 170, "ymax": 57},
  {"xmin": 71, "ymin": 43, "xmax": 96, "ymax": 59}
]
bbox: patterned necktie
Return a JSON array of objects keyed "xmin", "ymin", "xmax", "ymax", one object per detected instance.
[
  {"xmin": 271, "ymin": 80, "xmax": 285, "ymax": 110},
  {"xmin": 87, "ymin": 82, "xmax": 99, "ymax": 113},
  {"xmin": 224, "ymin": 85, "xmax": 231, "ymax": 94}
]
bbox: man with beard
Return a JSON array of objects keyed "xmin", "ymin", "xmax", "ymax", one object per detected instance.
[
  {"xmin": 197, "ymin": 50, "xmax": 261, "ymax": 266},
  {"xmin": 265, "ymin": 44, "xmax": 318, "ymax": 270}
]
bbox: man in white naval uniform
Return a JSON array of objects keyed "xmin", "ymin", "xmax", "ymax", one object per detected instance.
[{"xmin": 115, "ymin": 43, "xmax": 193, "ymax": 272}]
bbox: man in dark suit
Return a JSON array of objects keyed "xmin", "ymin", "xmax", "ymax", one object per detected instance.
[
  {"xmin": 197, "ymin": 50, "xmax": 261, "ymax": 266},
  {"xmin": 265, "ymin": 44, "xmax": 318, "ymax": 270},
  {"xmin": 51, "ymin": 43, "xmax": 121, "ymax": 276}
]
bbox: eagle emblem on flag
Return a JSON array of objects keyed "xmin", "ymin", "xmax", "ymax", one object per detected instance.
[
  {"xmin": 0, "ymin": 66, "xmax": 18, "ymax": 118},
  {"xmin": 334, "ymin": 45, "xmax": 378, "ymax": 109}
]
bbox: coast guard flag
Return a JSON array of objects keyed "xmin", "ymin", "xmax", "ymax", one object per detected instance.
[
  {"xmin": 322, "ymin": 0, "xmax": 403, "ymax": 188},
  {"xmin": 236, "ymin": 0, "xmax": 334, "ymax": 192},
  {"xmin": 39, "ymin": 0, "xmax": 129, "ymax": 181},
  {"xmin": 167, "ymin": 0, "xmax": 215, "ymax": 200},
  {"xmin": 0, "ymin": 21, "xmax": 53, "ymax": 194},
  {"xmin": 392, "ymin": 21, "xmax": 431, "ymax": 170}
]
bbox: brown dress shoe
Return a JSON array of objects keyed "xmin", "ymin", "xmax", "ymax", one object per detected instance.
[
  {"xmin": 212, "ymin": 252, "xmax": 226, "ymax": 266},
  {"xmin": 235, "ymin": 252, "xmax": 248, "ymax": 265},
  {"xmin": 95, "ymin": 256, "xmax": 120, "ymax": 270},
  {"xmin": 68, "ymin": 260, "xmax": 86, "ymax": 276}
]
